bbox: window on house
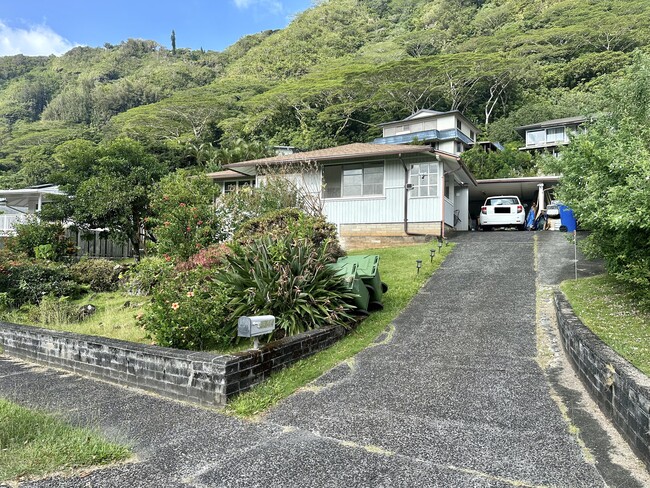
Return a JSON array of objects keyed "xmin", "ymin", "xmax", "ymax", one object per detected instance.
[
  {"xmin": 323, "ymin": 162, "xmax": 384, "ymax": 198},
  {"xmin": 470, "ymin": 130, "xmax": 475, "ymax": 141},
  {"xmin": 526, "ymin": 130, "xmax": 545, "ymax": 146},
  {"xmin": 223, "ymin": 179, "xmax": 254, "ymax": 194},
  {"xmin": 546, "ymin": 127, "xmax": 565, "ymax": 144},
  {"xmin": 455, "ymin": 141, "xmax": 463, "ymax": 154},
  {"xmin": 409, "ymin": 163, "xmax": 438, "ymax": 198},
  {"xmin": 457, "ymin": 119, "xmax": 462, "ymax": 130}
]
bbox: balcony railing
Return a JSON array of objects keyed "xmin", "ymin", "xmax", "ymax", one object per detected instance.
[
  {"xmin": 0, "ymin": 214, "xmax": 27, "ymax": 235},
  {"xmin": 374, "ymin": 128, "xmax": 474, "ymax": 146}
]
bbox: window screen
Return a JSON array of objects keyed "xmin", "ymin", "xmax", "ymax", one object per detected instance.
[
  {"xmin": 410, "ymin": 163, "xmax": 438, "ymax": 198},
  {"xmin": 323, "ymin": 163, "xmax": 384, "ymax": 198}
]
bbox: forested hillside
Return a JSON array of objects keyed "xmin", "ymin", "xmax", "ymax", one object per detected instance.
[{"xmin": 1, "ymin": 0, "xmax": 649, "ymax": 186}]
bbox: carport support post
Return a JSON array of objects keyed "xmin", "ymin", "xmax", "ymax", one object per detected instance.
[{"xmin": 537, "ymin": 183, "xmax": 545, "ymax": 216}]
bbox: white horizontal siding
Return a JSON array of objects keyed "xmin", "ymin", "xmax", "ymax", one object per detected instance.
[{"xmin": 322, "ymin": 157, "xmax": 443, "ymax": 226}]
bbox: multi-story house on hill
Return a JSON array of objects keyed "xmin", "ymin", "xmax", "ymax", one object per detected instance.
[
  {"xmin": 516, "ymin": 116, "xmax": 588, "ymax": 157},
  {"xmin": 372, "ymin": 109, "xmax": 482, "ymax": 156}
]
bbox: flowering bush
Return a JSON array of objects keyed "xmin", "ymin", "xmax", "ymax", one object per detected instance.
[
  {"xmin": 149, "ymin": 170, "xmax": 224, "ymax": 261},
  {"xmin": 140, "ymin": 266, "xmax": 232, "ymax": 350},
  {"xmin": 174, "ymin": 243, "xmax": 231, "ymax": 272}
]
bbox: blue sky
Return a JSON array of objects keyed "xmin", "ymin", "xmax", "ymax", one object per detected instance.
[{"xmin": 0, "ymin": 0, "xmax": 314, "ymax": 56}]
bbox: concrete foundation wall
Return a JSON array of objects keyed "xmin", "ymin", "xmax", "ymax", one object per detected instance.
[
  {"xmin": 555, "ymin": 292, "xmax": 650, "ymax": 468},
  {"xmin": 0, "ymin": 320, "xmax": 350, "ymax": 407}
]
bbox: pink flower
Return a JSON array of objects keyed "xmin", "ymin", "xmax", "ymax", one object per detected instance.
[
  {"xmin": 197, "ymin": 220, "xmax": 203, "ymax": 225},
  {"xmin": 179, "ymin": 202, "xmax": 186, "ymax": 207},
  {"xmin": 164, "ymin": 221, "xmax": 171, "ymax": 227},
  {"xmin": 186, "ymin": 291, "xmax": 194, "ymax": 297},
  {"xmin": 186, "ymin": 226, "xmax": 191, "ymax": 232},
  {"xmin": 171, "ymin": 302, "xmax": 179, "ymax": 310},
  {"xmin": 164, "ymin": 254, "xmax": 171, "ymax": 262}
]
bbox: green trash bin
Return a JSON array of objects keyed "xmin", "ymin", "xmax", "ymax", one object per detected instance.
[
  {"xmin": 326, "ymin": 261, "xmax": 370, "ymax": 314},
  {"xmin": 336, "ymin": 255, "xmax": 388, "ymax": 310}
]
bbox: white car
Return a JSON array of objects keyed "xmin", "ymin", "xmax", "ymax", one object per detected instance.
[{"xmin": 479, "ymin": 195, "xmax": 526, "ymax": 231}]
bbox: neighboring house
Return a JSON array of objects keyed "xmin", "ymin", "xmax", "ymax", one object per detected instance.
[
  {"xmin": 0, "ymin": 184, "xmax": 132, "ymax": 258},
  {"xmin": 0, "ymin": 184, "xmax": 63, "ymax": 238},
  {"xmin": 373, "ymin": 109, "xmax": 481, "ymax": 156},
  {"xmin": 516, "ymin": 116, "xmax": 588, "ymax": 157},
  {"xmin": 209, "ymin": 143, "xmax": 477, "ymax": 248}
]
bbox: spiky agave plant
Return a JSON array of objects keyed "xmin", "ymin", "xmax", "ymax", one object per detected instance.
[{"xmin": 218, "ymin": 235, "xmax": 357, "ymax": 337}]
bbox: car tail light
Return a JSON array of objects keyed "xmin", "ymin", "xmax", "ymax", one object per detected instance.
[
  {"xmin": 517, "ymin": 205, "xmax": 523, "ymax": 213},
  {"xmin": 481, "ymin": 206, "xmax": 487, "ymax": 214}
]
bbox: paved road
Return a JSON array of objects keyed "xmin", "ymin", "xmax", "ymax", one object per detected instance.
[{"xmin": 0, "ymin": 232, "xmax": 644, "ymax": 487}]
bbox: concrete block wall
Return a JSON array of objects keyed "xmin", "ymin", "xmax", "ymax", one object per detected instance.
[
  {"xmin": 555, "ymin": 292, "xmax": 650, "ymax": 468},
  {"xmin": 0, "ymin": 320, "xmax": 350, "ymax": 407}
]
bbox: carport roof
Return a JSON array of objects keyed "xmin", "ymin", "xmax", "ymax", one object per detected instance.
[{"xmin": 470, "ymin": 176, "xmax": 560, "ymax": 203}]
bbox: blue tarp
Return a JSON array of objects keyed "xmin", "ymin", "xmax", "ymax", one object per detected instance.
[{"xmin": 526, "ymin": 208, "xmax": 537, "ymax": 230}]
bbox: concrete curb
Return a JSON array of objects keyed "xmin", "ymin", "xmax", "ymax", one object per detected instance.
[{"xmin": 555, "ymin": 291, "xmax": 650, "ymax": 469}]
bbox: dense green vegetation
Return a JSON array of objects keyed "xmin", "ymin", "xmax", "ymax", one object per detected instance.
[
  {"xmin": 2, "ymin": 0, "xmax": 649, "ymax": 185},
  {"xmin": 550, "ymin": 55, "xmax": 650, "ymax": 307},
  {"xmin": 0, "ymin": 398, "xmax": 130, "ymax": 482}
]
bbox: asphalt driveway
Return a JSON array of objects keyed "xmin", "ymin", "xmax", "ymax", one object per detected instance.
[{"xmin": 0, "ymin": 232, "xmax": 645, "ymax": 487}]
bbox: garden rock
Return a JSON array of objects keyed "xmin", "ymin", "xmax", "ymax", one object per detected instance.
[{"xmin": 77, "ymin": 304, "xmax": 97, "ymax": 321}]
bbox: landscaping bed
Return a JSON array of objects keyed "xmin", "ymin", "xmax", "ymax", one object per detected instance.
[{"xmin": 561, "ymin": 274, "xmax": 650, "ymax": 376}]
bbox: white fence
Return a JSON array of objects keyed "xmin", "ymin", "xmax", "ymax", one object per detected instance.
[
  {"xmin": 0, "ymin": 215, "xmax": 133, "ymax": 259},
  {"xmin": 0, "ymin": 214, "xmax": 26, "ymax": 236}
]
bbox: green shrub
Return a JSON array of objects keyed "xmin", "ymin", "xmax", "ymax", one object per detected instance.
[
  {"xmin": 0, "ymin": 255, "xmax": 82, "ymax": 307},
  {"xmin": 122, "ymin": 257, "xmax": 173, "ymax": 296},
  {"xmin": 141, "ymin": 266, "xmax": 232, "ymax": 350},
  {"xmin": 38, "ymin": 294, "xmax": 78, "ymax": 326},
  {"xmin": 7, "ymin": 218, "xmax": 76, "ymax": 261},
  {"xmin": 70, "ymin": 259, "xmax": 120, "ymax": 292},
  {"xmin": 218, "ymin": 235, "xmax": 356, "ymax": 337},
  {"xmin": 0, "ymin": 292, "xmax": 10, "ymax": 312},
  {"xmin": 234, "ymin": 208, "xmax": 344, "ymax": 261}
]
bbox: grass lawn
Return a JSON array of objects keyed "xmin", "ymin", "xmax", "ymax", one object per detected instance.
[
  {"xmin": 226, "ymin": 240, "xmax": 455, "ymax": 418},
  {"xmin": 0, "ymin": 398, "xmax": 130, "ymax": 482},
  {"xmin": 561, "ymin": 274, "xmax": 650, "ymax": 375},
  {"xmin": 1, "ymin": 292, "xmax": 149, "ymax": 344}
]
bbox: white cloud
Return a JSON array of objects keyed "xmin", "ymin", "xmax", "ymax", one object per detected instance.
[
  {"xmin": 232, "ymin": 0, "xmax": 283, "ymax": 14},
  {"xmin": 0, "ymin": 21, "xmax": 77, "ymax": 56}
]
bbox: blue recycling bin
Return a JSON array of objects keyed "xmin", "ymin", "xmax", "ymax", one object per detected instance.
[{"xmin": 558, "ymin": 204, "xmax": 577, "ymax": 232}]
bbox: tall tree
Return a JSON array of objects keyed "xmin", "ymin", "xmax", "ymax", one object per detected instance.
[
  {"xmin": 51, "ymin": 137, "xmax": 168, "ymax": 260},
  {"xmin": 171, "ymin": 30, "xmax": 177, "ymax": 55}
]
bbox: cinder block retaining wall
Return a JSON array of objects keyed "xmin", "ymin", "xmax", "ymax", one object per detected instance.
[
  {"xmin": 0, "ymin": 320, "xmax": 347, "ymax": 407},
  {"xmin": 555, "ymin": 292, "xmax": 650, "ymax": 468}
]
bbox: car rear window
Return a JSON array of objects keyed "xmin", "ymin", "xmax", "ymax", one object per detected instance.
[{"xmin": 486, "ymin": 197, "xmax": 519, "ymax": 206}]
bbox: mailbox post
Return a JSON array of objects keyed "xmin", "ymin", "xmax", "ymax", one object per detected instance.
[{"xmin": 238, "ymin": 315, "xmax": 276, "ymax": 349}]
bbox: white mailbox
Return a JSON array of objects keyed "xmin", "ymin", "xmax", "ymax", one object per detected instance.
[{"xmin": 238, "ymin": 315, "xmax": 276, "ymax": 338}]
